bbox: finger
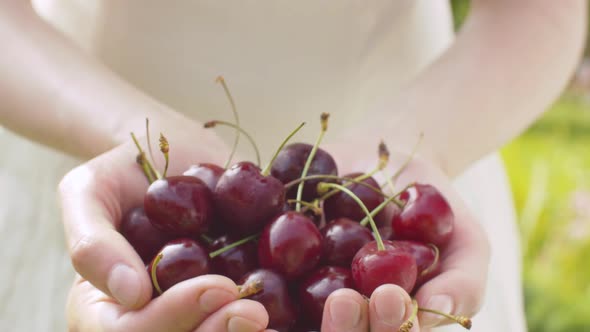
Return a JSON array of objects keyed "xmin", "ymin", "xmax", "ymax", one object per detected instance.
[
  {"xmin": 321, "ymin": 288, "xmax": 369, "ymax": 332},
  {"xmin": 195, "ymin": 299, "xmax": 270, "ymax": 332},
  {"xmin": 368, "ymin": 284, "xmax": 412, "ymax": 332},
  {"xmin": 59, "ymin": 143, "xmax": 153, "ymax": 309},
  {"xmin": 415, "ymin": 204, "xmax": 489, "ymax": 328},
  {"xmin": 68, "ymin": 274, "xmax": 242, "ymax": 332}
]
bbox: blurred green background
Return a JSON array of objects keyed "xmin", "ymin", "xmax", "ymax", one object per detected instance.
[{"xmin": 451, "ymin": 1, "xmax": 590, "ymax": 331}]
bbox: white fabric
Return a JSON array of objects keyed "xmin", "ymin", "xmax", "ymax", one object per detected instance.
[{"xmin": 0, "ymin": 1, "xmax": 526, "ymax": 331}]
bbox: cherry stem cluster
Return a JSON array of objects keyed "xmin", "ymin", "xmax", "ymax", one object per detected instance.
[{"xmin": 317, "ymin": 182, "xmax": 385, "ymax": 251}]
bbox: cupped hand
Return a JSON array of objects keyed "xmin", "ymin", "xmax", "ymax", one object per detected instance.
[
  {"xmin": 59, "ymin": 122, "xmax": 273, "ymax": 331},
  {"xmin": 319, "ymin": 141, "xmax": 490, "ymax": 332}
]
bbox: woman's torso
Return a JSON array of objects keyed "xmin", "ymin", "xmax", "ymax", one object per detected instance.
[{"xmin": 1, "ymin": 2, "xmax": 525, "ymax": 331}]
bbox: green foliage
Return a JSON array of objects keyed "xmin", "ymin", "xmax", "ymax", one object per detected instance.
[{"xmin": 501, "ymin": 93, "xmax": 590, "ymax": 331}]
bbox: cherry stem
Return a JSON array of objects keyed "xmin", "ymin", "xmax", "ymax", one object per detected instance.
[
  {"xmin": 317, "ymin": 182, "xmax": 385, "ymax": 251},
  {"xmin": 382, "ymin": 133, "xmax": 423, "ymax": 189},
  {"xmin": 418, "ymin": 307, "xmax": 472, "ymax": 330},
  {"xmin": 145, "ymin": 118, "xmax": 158, "ymax": 169},
  {"xmin": 285, "ymin": 174, "xmax": 388, "ymax": 200},
  {"xmin": 359, "ymin": 193, "xmax": 404, "ymax": 227},
  {"xmin": 287, "ymin": 199, "xmax": 322, "ymax": 215},
  {"xmin": 159, "ymin": 133, "xmax": 170, "ymax": 178},
  {"xmin": 131, "ymin": 132, "xmax": 159, "ymax": 183},
  {"xmin": 150, "ymin": 253, "xmax": 164, "ymax": 295},
  {"xmin": 209, "ymin": 234, "xmax": 259, "ymax": 258},
  {"xmin": 398, "ymin": 299, "xmax": 418, "ymax": 332},
  {"xmin": 296, "ymin": 113, "xmax": 329, "ymax": 211},
  {"xmin": 204, "ymin": 120, "xmax": 261, "ymax": 167},
  {"xmin": 216, "ymin": 76, "xmax": 241, "ymax": 169},
  {"xmin": 199, "ymin": 234, "xmax": 214, "ymax": 245},
  {"xmin": 237, "ymin": 279, "xmax": 264, "ymax": 299},
  {"xmin": 261, "ymin": 122, "xmax": 306, "ymax": 176},
  {"xmin": 420, "ymin": 244, "xmax": 440, "ymax": 277}
]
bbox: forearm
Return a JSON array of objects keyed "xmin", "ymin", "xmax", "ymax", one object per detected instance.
[
  {"xmin": 373, "ymin": 0, "xmax": 586, "ymax": 176},
  {"xmin": 0, "ymin": 2, "xmax": 193, "ymax": 160}
]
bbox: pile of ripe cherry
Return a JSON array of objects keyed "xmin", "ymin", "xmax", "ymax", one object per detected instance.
[{"xmin": 120, "ymin": 87, "xmax": 471, "ymax": 331}]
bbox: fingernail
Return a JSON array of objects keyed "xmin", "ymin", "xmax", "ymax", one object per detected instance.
[
  {"xmin": 329, "ymin": 297, "xmax": 361, "ymax": 329},
  {"xmin": 227, "ymin": 316, "xmax": 263, "ymax": 332},
  {"xmin": 422, "ymin": 295, "xmax": 453, "ymax": 327},
  {"xmin": 199, "ymin": 289, "xmax": 236, "ymax": 313},
  {"xmin": 374, "ymin": 286, "xmax": 407, "ymax": 326},
  {"xmin": 107, "ymin": 264, "xmax": 141, "ymax": 307}
]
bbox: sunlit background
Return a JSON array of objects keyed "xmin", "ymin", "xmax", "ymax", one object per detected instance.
[{"xmin": 451, "ymin": 1, "xmax": 590, "ymax": 331}]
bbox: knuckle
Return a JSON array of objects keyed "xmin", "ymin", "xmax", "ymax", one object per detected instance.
[{"xmin": 69, "ymin": 234, "xmax": 101, "ymax": 274}]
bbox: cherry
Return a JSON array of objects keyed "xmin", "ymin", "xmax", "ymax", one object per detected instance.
[
  {"xmin": 377, "ymin": 226, "xmax": 394, "ymax": 241},
  {"xmin": 298, "ymin": 266, "xmax": 354, "ymax": 329},
  {"xmin": 183, "ymin": 163, "xmax": 224, "ymax": 192},
  {"xmin": 209, "ymin": 235, "xmax": 258, "ymax": 282},
  {"xmin": 239, "ymin": 269, "xmax": 297, "ymax": 331},
  {"xmin": 351, "ymin": 240, "xmax": 418, "ymax": 296},
  {"xmin": 320, "ymin": 218, "xmax": 373, "ymax": 267},
  {"xmin": 214, "ymin": 161, "xmax": 286, "ymax": 235},
  {"xmin": 393, "ymin": 240, "xmax": 440, "ymax": 288},
  {"xmin": 144, "ymin": 175, "xmax": 214, "ymax": 236},
  {"xmin": 258, "ymin": 211, "xmax": 322, "ymax": 280},
  {"xmin": 270, "ymin": 143, "xmax": 338, "ymax": 201},
  {"xmin": 323, "ymin": 173, "xmax": 385, "ymax": 223},
  {"xmin": 391, "ymin": 183, "xmax": 454, "ymax": 247},
  {"xmin": 120, "ymin": 207, "xmax": 173, "ymax": 263},
  {"xmin": 148, "ymin": 238, "xmax": 210, "ymax": 293}
]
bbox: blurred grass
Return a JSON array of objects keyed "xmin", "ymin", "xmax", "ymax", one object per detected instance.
[
  {"xmin": 501, "ymin": 94, "xmax": 590, "ymax": 332},
  {"xmin": 450, "ymin": 0, "xmax": 590, "ymax": 330}
]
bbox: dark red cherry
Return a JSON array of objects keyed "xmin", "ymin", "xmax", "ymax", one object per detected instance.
[
  {"xmin": 391, "ymin": 183, "xmax": 454, "ymax": 247},
  {"xmin": 351, "ymin": 240, "xmax": 417, "ymax": 297},
  {"xmin": 323, "ymin": 173, "xmax": 385, "ymax": 223},
  {"xmin": 209, "ymin": 235, "xmax": 258, "ymax": 282},
  {"xmin": 393, "ymin": 240, "xmax": 441, "ymax": 287},
  {"xmin": 258, "ymin": 212, "xmax": 322, "ymax": 280},
  {"xmin": 239, "ymin": 269, "xmax": 297, "ymax": 331},
  {"xmin": 270, "ymin": 143, "xmax": 338, "ymax": 201},
  {"xmin": 120, "ymin": 207, "xmax": 173, "ymax": 263},
  {"xmin": 320, "ymin": 218, "xmax": 373, "ymax": 267},
  {"xmin": 148, "ymin": 238, "xmax": 210, "ymax": 293},
  {"xmin": 298, "ymin": 266, "xmax": 354, "ymax": 329},
  {"xmin": 183, "ymin": 163, "xmax": 224, "ymax": 192},
  {"xmin": 377, "ymin": 226, "xmax": 393, "ymax": 241},
  {"xmin": 214, "ymin": 162, "xmax": 285, "ymax": 235},
  {"xmin": 144, "ymin": 176, "xmax": 213, "ymax": 236}
]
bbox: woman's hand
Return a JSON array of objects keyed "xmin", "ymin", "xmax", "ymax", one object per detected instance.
[
  {"xmin": 319, "ymin": 141, "xmax": 490, "ymax": 332},
  {"xmin": 59, "ymin": 127, "xmax": 275, "ymax": 332}
]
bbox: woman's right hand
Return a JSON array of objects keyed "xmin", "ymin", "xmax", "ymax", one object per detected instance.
[{"xmin": 58, "ymin": 125, "xmax": 274, "ymax": 332}]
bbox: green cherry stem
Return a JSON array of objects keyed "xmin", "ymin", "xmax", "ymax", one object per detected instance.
[
  {"xmin": 317, "ymin": 182, "xmax": 385, "ymax": 251},
  {"xmin": 382, "ymin": 133, "xmax": 423, "ymax": 189},
  {"xmin": 159, "ymin": 133, "xmax": 170, "ymax": 178},
  {"xmin": 295, "ymin": 113, "xmax": 329, "ymax": 211},
  {"xmin": 216, "ymin": 76, "xmax": 241, "ymax": 169},
  {"xmin": 418, "ymin": 307, "xmax": 472, "ymax": 330},
  {"xmin": 287, "ymin": 199, "xmax": 322, "ymax": 215},
  {"xmin": 238, "ymin": 279, "xmax": 264, "ymax": 298},
  {"xmin": 150, "ymin": 253, "xmax": 164, "ymax": 295},
  {"xmin": 398, "ymin": 299, "xmax": 419, "ymax": 332},
  {"xmin": 131, "ymin": 132, "xmax": 158, "ymax": 183},
  {"xmin": 420, "ymin": 244, "xmax": 440, "ymax": 277},
  {"xmin": 199, "ymin": 234, "xmax": 214, "ymax": 245},
  {"xmin": 284, "ymin": 174, "xmax": 388, "ymax": 199},
  {"xmin": 359, "ymin": 194, "xmax": 404, "ymax": 227},
  {"xmin": 204, "ymin": 120, "xmax": 261, "ymax": 167},
  {"xmin": 261, "ymin": 122, "xmax": 306, "ymax": 176},
  {"xmin": 208, "ymin": 234, "xmax": 259, "ymax": 258}
]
